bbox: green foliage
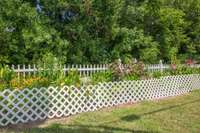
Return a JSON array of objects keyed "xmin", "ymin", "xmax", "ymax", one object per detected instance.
[
  {"xmin": 151, "ymin": 65, "xmax": 200, "ymax": 79},
  {"xmin": 1, "ymin": 62, "xmax": 200, "ymax": 91},
  {"xmin": 122, "ymin": 74, "xmax": 140, "ymax": 81},
  {"xmin": 112, "ymin": 28, "xmax": 159, "ymax": 63},
  {"xmin": 169, "ymin": 65, "xmax": 200, "ymax": 75},
  {"xmin": 63, "ymin": 70, "xmax": 81, "ymax": 87},
  {"xmin": 0, "ymin": 65, "xmax": 14, "ymax": 90},
  {"xmin": 37, "ymin": 53, "xmax": 64, "ymax": 83},
  {"xmin": 170, "ymin": 48, "xmax": 180, "ymax": 65},
  {"xmin": 0, "ymin": 65, "xmax": 15, "ymax": 83},
  {"xmin": 91, "ymin": 71, "xmax": 113, "ymax": 84},
  {"xmin": 36, "ymin": 53, "xmax": 81, "ymax": 87},
  {"xmin": 151, "ymin": 71, "xmax": 163, "ymax": 79},
  {"xmin": 0, "ymin": 0, "xmax": 200, "ymax": 64},
  {"xmin": 158, "ymin": 8, "xmax": 189, "ymax": 61},
  {"xmin": 0, "ymin": 0, "xmax": 69, "ymax": 64}
]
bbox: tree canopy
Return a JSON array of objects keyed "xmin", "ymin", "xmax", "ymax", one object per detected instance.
[{"xmin": 0, "ymin": 0, "xmax": 200, "ymax": 64}]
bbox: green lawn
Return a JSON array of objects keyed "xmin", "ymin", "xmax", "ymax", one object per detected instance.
[{"xmin": 1, "ymin": 90, "xmax": 200, "ymax": 133}]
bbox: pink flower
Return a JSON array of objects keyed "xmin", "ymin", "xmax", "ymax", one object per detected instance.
[{"xmin": 171, "ymin": 64, "xmax": 176, "ymax": 70}]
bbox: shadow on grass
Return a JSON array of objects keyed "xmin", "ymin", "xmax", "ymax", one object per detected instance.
[
  {"xmin": 120, "ymin": 99, "xmax": 200, "ymax": 123},
  {"xmin": 121, "ymin": 114, "xmax": 140, "ymax": 122},
  {"xmin": 24, "ymin": 123, "xmax": 155, "ymax": 133},
  {"xmin": 142, "ymin": 99, "xmax": 200, "ymax": 116}
]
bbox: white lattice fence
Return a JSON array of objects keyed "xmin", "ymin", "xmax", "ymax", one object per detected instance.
[{"xmin": 0, "ymin": 74, "xmax": 200, "ymax": 126}]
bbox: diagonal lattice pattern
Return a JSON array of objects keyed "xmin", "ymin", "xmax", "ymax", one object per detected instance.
[{"xmin": 0, "ymin": 74, "xmax": 200, "ymax": 126}]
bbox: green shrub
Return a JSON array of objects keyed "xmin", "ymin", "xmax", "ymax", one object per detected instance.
[
  {"xmin": 37, "ymin": 53, "xmax": 64, "ymax": 84},
  {"xmin": 91, "ymin": 71, "xmax": 113, "ymax": 84},
  {"xmin": 168, "ymin": 65, "xmax": 199, "ymax": 75},
  {"xmin": 122, "ymin": 74, "xmax": 140, "ymax": 81},
  {"xmin": 196, "ymin": 68, "xmax": 200, "ymax": 74},
  {"xmin": 0, "ymin": 65, "xmax": 15, "ymax": 91},
  {"xmin": 152, "ymin": 71, "xmax": 163, "ymax": 79},
  {"xmin": 63, "ymin": 70, "xmax": 81, "ymax": 87},
  {"xmin": 0, "ymin": 83, "xmax": 8, "ymax": 91},
  {"xmin": 0, "ymin": 65, "xmax": 15, "ymax": 83}
]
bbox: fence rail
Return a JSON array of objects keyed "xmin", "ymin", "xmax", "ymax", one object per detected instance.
[
  {"xmin": 0, "ymin": 74, "xmax": 200, "ymax": 126},
  {"xmin": 10, "ymin": 63, "xmax": 200, "ymax": 78}
]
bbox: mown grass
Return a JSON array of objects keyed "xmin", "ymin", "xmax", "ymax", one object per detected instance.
[{"xmin": 1, "ymin": 90, "xmax": 200, "ymax": 133}]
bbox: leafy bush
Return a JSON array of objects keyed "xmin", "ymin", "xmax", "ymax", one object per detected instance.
[
  {"xmin": 37, "ymin": 54, "xmax": 81, "ymax": 87},
  {"xmin": 63, "ymin": 70, "xmax": 81, "ymax": 87},
  {"xmin": 0, "ymin": 83, "xmax": 8, "ymax": 91},
  {"xmin": 122, "ymin": 74, "xmax": 140, "ymax": 81},
  {"xmin": 168, "ymin": 64, "xmax": 198, "ymax": 75},
  {"xmin": 152, "ymin": 71, "xmax": 163, "ymax": 79},
  {"xmin": 91, "ymin": 71, "xmax": 113, "ymax": 84},
  {"xmin": 150, "ymin": 65, "xmax": 200, "ymax": 79},
  {"xmin": 0, "ymin": 65, "xmax": 15, "ymax": 91},
  {"xmin": 0, "ymin": 65, "xmax": 15, "ymax": 83},
  {"xmin": 112, "ymin": 27, "xmax": 159, "ymax": 64},
  {"xmin": 37, "ymin": 53, "xmax": 65, "ymax": 84}
]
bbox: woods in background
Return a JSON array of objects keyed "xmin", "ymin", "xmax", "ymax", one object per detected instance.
[{"xmin": 0, "ymin": 0, "xmax": 200, "ymax": 64}]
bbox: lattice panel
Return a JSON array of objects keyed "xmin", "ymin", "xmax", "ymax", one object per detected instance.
[{"xmin": 0, "ymin": 75, "xmax": 200, "ymax": 126}]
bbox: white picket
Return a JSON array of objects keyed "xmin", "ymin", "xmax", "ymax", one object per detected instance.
[{"xmin": 9, "ymin": 63, "xmax": 200, "ymax": 78}]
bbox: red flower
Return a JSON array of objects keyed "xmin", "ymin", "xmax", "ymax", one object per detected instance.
[{"xmin": 186, "ymin": 59, "xmax": 193, "ymax": 65}]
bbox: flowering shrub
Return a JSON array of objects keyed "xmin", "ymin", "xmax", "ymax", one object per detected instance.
[
  {"xmin": 10, "ymin": 77, "xmax": 49, "ymax": 90},
  {"xmin": 109, "ymin": 59, "xmax": 147, "ymax": 81},
  {"xmin": 109, "ymin": 59, "xmax": 124, "ymax": 80}
]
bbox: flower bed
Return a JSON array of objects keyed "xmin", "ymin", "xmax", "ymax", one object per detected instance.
[{"xmin": 0, "ymin": 74, "xmax": 200, "ymax": 126}]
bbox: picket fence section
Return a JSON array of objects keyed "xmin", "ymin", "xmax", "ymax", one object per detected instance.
[
  {"xmin": 11, "ymin": 63, "xmax": 200, "ymax": 78},
  {"xmin": 0, "ymin": 74, "xmax": 200, "ymax": 126},
  {"xmin": 11, "ymin": 64, "xmax": 109, "ymax": 78}
]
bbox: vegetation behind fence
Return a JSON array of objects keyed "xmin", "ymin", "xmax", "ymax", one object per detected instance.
[{"xmin": 10, "ymin": 63, "xmax": 200, "ymax": 78}]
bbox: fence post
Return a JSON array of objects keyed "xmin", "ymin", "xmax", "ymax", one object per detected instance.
[
  {"xmin": 17, "ymin": 65, "xmax": 20, "ymax": 80},
  {"xmin": 78, "ymin": 64, "xmax": 80, "ymax": 76},
  {"xmin": 23, "ymin": 64, "xmax": 26, "ymax": 78},
  {"xmin": 11, "ymin": 64, "xmax": 15, "ymax": 70},
  {"xmin": 64, "ymin": 64, "xmax": 66, "ymax": 76},
  {"xmin": 28, "ymin": 64, "xmax": 31, "ymax": 77},
  {"xmin": 159, "ymin": 60, "xmax": 163, "ymax": 73},
  {"xmin": 33, "ymin": 64, "xmax": 36, "ymax": 77}
]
